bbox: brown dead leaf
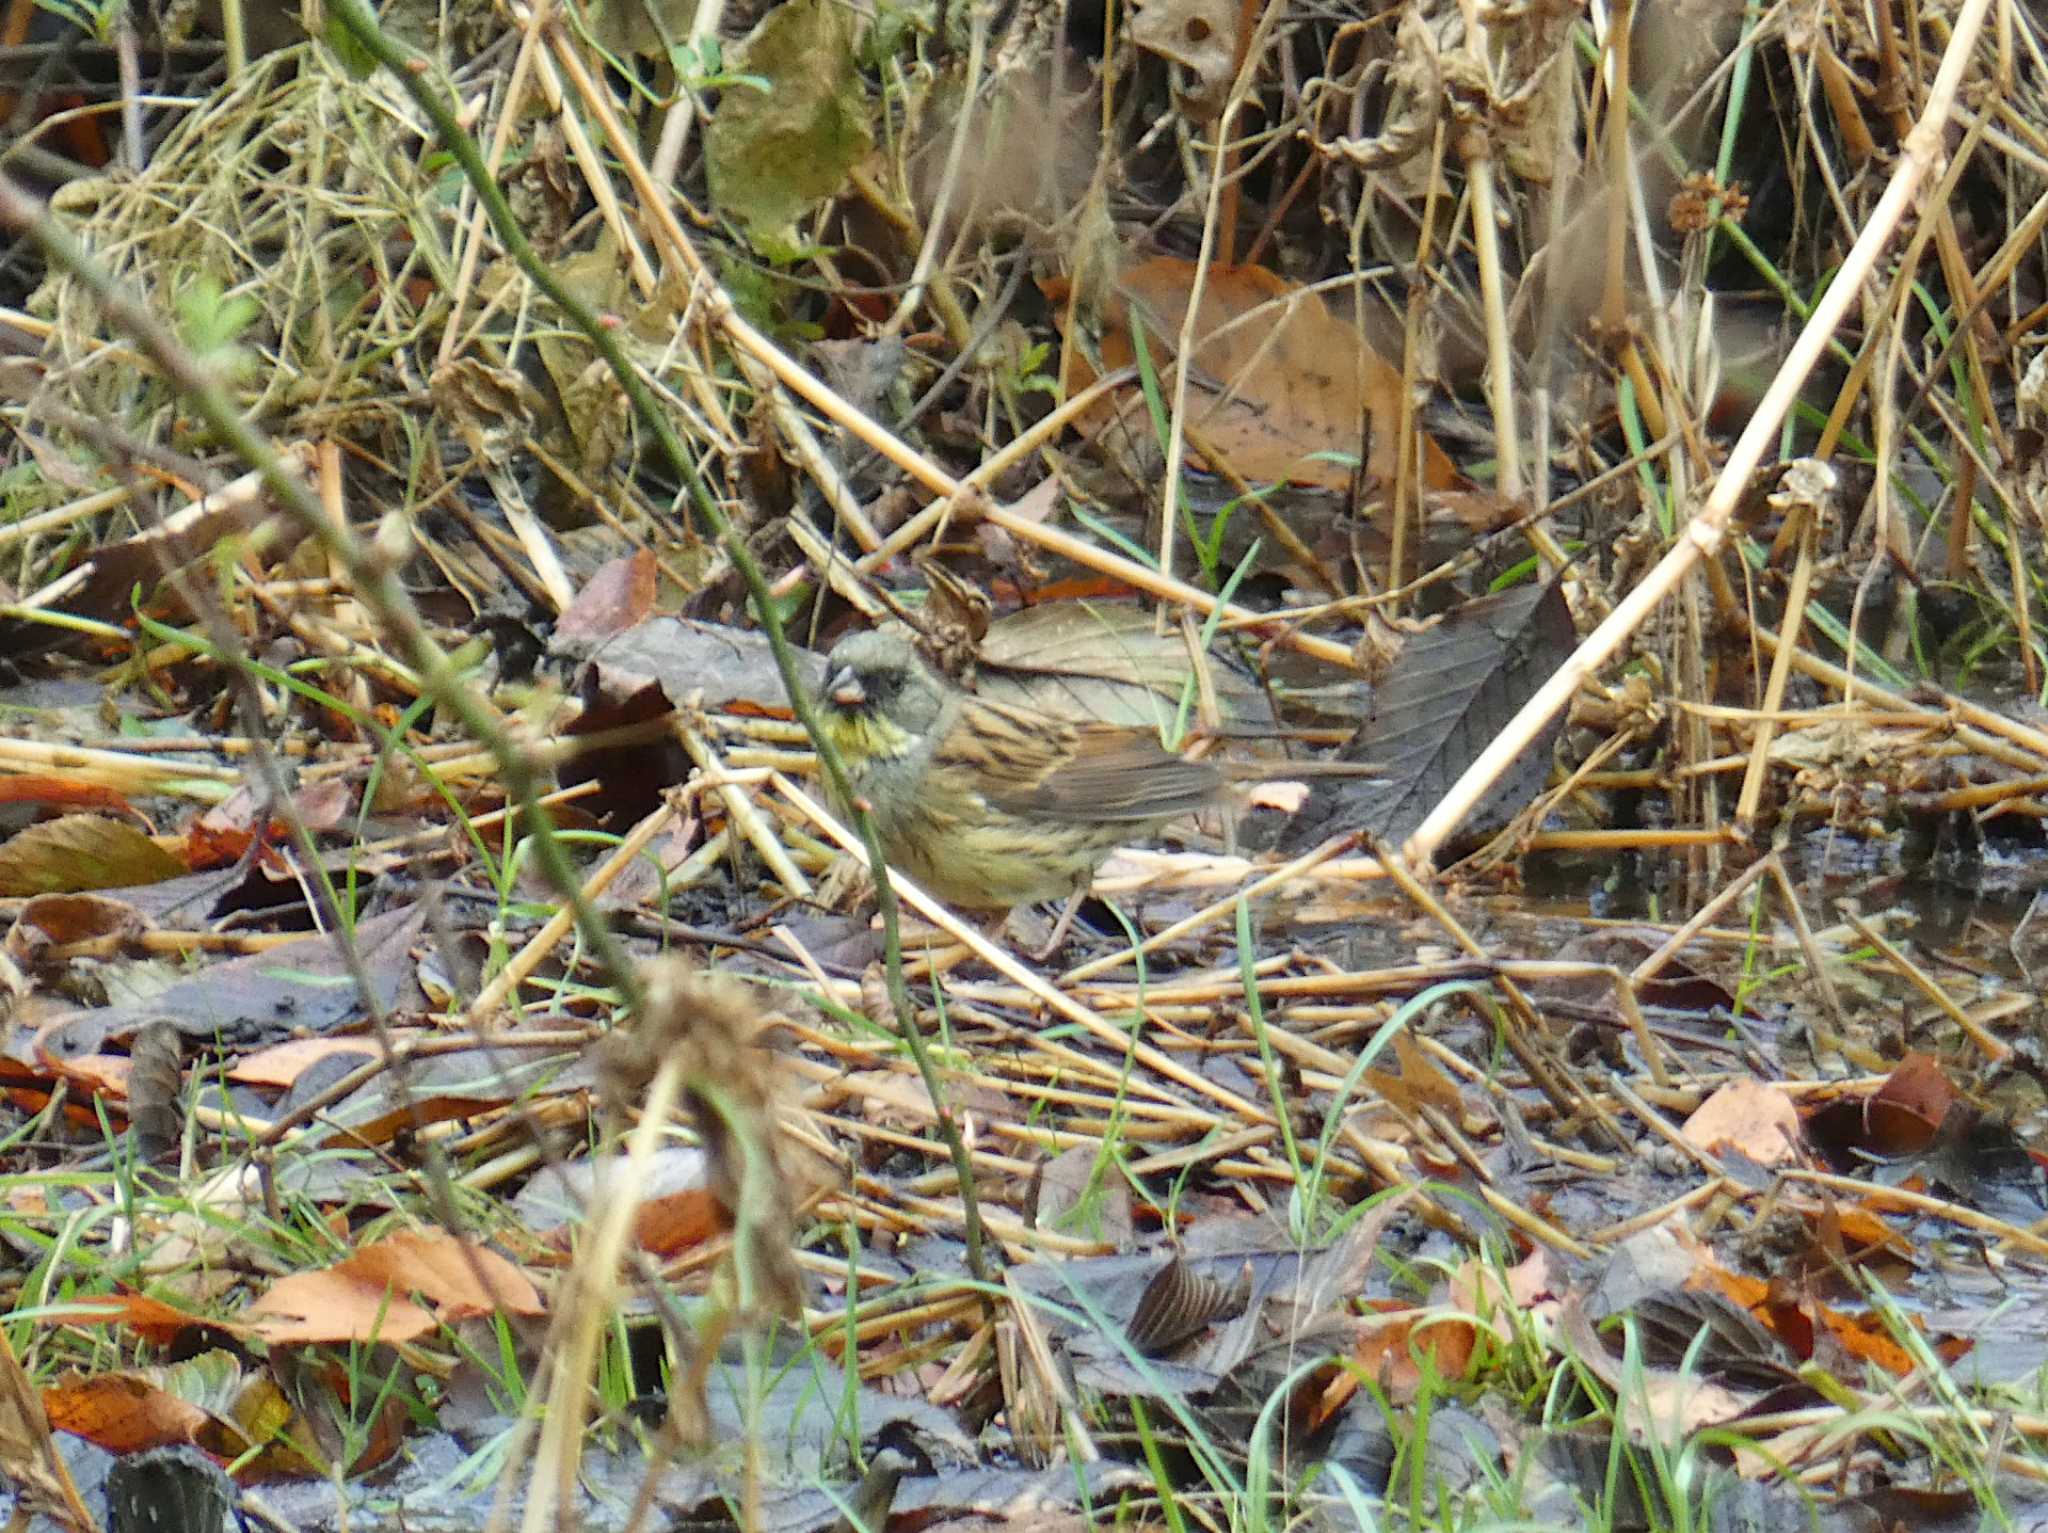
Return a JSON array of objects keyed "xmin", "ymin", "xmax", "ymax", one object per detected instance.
[
  {"xmin": 41, "ymin": 1350, "xmax": 338, "ymax": 1480},
  {"xmin": 840, "ymin": 1067, "xmax": 944, "ymax": 1132},
  {"xmin": 1806, "ymin": 1052, "xmax": 1957, "ymax": 1168},
  {"xmin": 1701, "ymin": 1265, "xmax": 1923, "ymax": 1379},
  {"xmin": 5, "ymin": 893, "xmax": 148, "ymax": 964},
  {"xmin": 1559, "ymin": 1299, "xmax": 1752, "ymax": 1435},
  {"xmin": 227, "ymin": 1035, "xmax": 392, "ymax": 1089},
  {"xmin": 126, "ymin": 1020, "xmax": 183, "ymax": 1161},
  {"xmin": 1875, "ymin": 1056, "xmax": 1949, "ymax": 1137},
  {"xmin": 516, "ymin": 1149, "xmax": 731, "ymax": 1259},
  {"xmin": 1036, "ymin": 1144, "xmax": 1134, "ymax": 1250},
  {"xmin": 556, "ymin": 549, "xmax": 658, "ymax": 641},
  {"xmin": 1054, "ymin": 257, "xmax": 1456, "ymax": 493},
  {"xmin": 1349, "ymin": 1302, "xmax": 1478, "ymax": 1399},
  {"xmin": 1363, "ymin": 1031, "xmax": 1468, "ymax": 1121},
  {"xmin": 240, "ymin": 1230, "xmax": 543, "ymax": 1345},
  {"xmin": 629, "ymin": 1188, "xmax": 728, "ymax": 1258},
  {"xmin": 0, "ymin": 774, "xmax": 144, "ymax": 821},
  {"xmin": 53, "ymin": 1289, "xmax": 220, "ymax": 1350},
  {"xmin": 1345, "ymin": 1248, "xmax": 1556, "ymax": 1402},
  {"xmin": 38, "ymin": 1052, "xmax": 131, "ymax": 1099},
  {"xmin": 184, "ymin": 781, "xmax": 352, "ymax": 872},
  {"xmin": 40, "ymin": 1369, "xmax": 212, "ymax": 1457}
]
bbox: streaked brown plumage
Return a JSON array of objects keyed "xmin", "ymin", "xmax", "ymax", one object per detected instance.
[{"xmin": 816, "ymin": 625, "xmax": 1219, "ymax": 913}]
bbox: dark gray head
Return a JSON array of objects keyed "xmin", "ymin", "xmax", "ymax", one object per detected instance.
[{"xmin": 822, "ymin": 626, "xmax": 948, "ymax": 736}]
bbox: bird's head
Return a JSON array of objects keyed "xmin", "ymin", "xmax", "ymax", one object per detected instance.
[{"xmin": 820, "ymin": 626, "xmax": 947, "ymax": 753}]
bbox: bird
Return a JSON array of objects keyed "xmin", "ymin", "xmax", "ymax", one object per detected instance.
[{"xmin": 814, "ymin": 624, "xmax": 1224, "ymax": 944}]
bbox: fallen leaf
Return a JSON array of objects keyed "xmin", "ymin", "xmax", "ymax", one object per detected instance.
[
  {"xmin": 556, "ymin": 549, "xmax": 658, "ymax": 641},
  {"xmin": 706, "ymin": 0, "xmax": 872, "ymax": 258},
  {"xmin": 228, "ymin": 1035, "xmax": 396, "ymax": 1089},
  {"xmin": 240, "ymin": 1230, "xmax": 544, "ymax": 1345},
  {"xmin": 0, "ymin": 815, "xmax": 186, "ymax": 897},
  {"xmin": 0, "ymin": 775, "xmax": 143, "ymax": 819},
  {"xmin": 0, "ymin": 1324, "xmax": 97, "ymax": 1533},
  {"xmin": 1280, "ymin": 579, "xmax": 1574, "ymax": 849},
  {"xmin": 1682, "ymin": 1079, "xmax": 1802, "ymax": 1166},
  {"xmin": 1056, "ymin": 257, "xmax": 1457, "ymax": 493},
  {"xmin": 4, "ymin": 891, "xmax": 148, "ymax": 964},
  {"xmin": 52, "ymin": 1288, "xmax": 220, "ymax": 1349}
]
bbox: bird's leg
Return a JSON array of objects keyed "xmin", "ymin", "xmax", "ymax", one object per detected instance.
[{"xmin": 1026, "ymin": 885, "xmax": 1090, "ymax": 963}]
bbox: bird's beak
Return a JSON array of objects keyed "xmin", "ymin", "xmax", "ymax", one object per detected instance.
[{"xmin": 827, "ymin": 666, "xmax": 865, "ymax": 708}]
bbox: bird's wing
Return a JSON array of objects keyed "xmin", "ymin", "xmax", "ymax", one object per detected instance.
[{"xmin": 943, "ymin": 698, "xmax": 1221, "ymax": 823}]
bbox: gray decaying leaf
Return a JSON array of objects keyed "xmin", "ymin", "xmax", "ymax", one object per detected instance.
[
  {"xmin": 1278, "ymin": 579, "xmax": 1575, "ymax": 850},
  {"xmin": 1315, "ymin": 1396, "xmax": 1500, "ymax": 1503},
  {"xmin": 1604, "ymin": 1288, "xmax": 1797, "ymax": 1390},
  {"xmin": 556, "ymin": 615, "xmax": 824, "ymax": 714},
  {"xmin": 24, "ymin": 904, "xmax": 430, "ymax": 1060},
  {"xmin": 1012, "ymin": 1198, "xmax": 1408, "ymax": 1398}
]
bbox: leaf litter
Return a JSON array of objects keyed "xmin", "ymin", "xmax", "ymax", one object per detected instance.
[{"xmin": 2, "ymin": 0, "xmax": 2048, "ymax": 1531}]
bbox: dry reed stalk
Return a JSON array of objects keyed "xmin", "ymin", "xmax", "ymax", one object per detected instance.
[{"xmin": 1404, "ymin": 0, "xmax": 1999, "ymax": 870}]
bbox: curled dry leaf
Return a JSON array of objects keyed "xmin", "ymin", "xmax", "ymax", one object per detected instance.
[
  {"xmin": 1129, "ymin": 0, "xmax": 1239, "ymax": 118},
  {"xmin": 5, "ymin": 892, "xmax": 148, "ymax": 966},
  {"xmin": 909, "ymin": 554, "xmax": 992, "ymax": 684},
  {"xmin": 0, "ymin": 1323, "xmax": 98, "ymax": 1533},
  {"xmin": 126, "ymin": 1020, "xmax": 184, "ymax": 1163},
  {"xmin": 858, "ymin": 962, "xmax": 893, "ymax": 1030},
  {"xmin": 1126, "ymin": 1254, "xmax": 1253, "ymax": 1357},
  {"xmin": 1310, "ymin": 7, "xmax": 1442, "ymax": 178}
]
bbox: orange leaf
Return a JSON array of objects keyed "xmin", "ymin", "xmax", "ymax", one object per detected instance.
[
  {"xmin": 241, "ymin": 1230, "xmax": 543, "ymax": 1345},
  {"xmin": 229, "ymin": 1036, "xmax": 406, "ymax": 1089},
  {"xmin": 51, "ymin": 1290, "xmax": 218, "ymax": 1349},
  {"xmin": 41, "ymin": 1372, "xmax": 211, "ymax": 1455},
  {"xmin": 0, "ymin": 776, "xmax": 142, "ymax": 819},
  {"xmin": 1681, "ymin": 1078, "xmax": 1803, "ymax": 1166}
]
